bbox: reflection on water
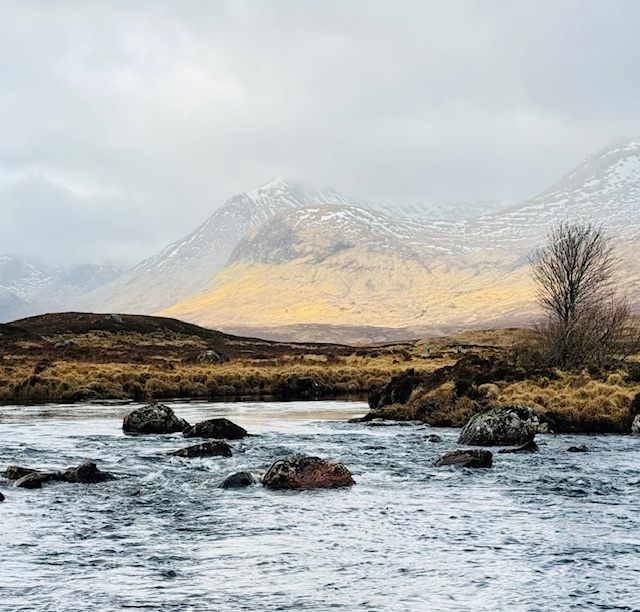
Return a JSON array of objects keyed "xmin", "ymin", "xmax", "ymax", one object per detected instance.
[{"xmin": 0, "ymin": 400, "xmax": 639, "ymax": 611}]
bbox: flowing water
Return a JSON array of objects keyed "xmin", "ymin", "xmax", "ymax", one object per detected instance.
[{"xmin": 0, "ymin": 400, "xmax": 639, "ymax": 611}]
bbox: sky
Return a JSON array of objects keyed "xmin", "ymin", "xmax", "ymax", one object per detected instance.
[{"xmin": 0, "ymin": 0, "xmax": 639, "ymax": 267}]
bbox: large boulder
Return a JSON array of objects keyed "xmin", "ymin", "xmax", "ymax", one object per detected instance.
[
  {"xmin": 262, "ymin": 455, "xmax": 355, "ymax": 490},
  {"xmin": 183, "ymin": 418, "xmax": 247, "ymax": 440},
  {"xmin": 458, "ymin": 405, "xmax": 539, "ymax": 446},
  {"xmin": 631, "ymin": 414, "xmax": 640, "ymax": 435},
  {"xmin": 170, "ymin": 441, "xmax": 233, "ymax": 458},
  {"xmin": 123, "ymin": 404, "xmax": 190, "ymax": 434},
  {"xmin": 433, "ymin": 449, "xmax": 493, "ymax": 468},
  {"xmin": 219, "ymin": 471, "xmax": 256, "ymax": 489}
]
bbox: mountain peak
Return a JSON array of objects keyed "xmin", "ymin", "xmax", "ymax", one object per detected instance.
[{"xmin": 247, "ymin": 176, "xmax": 300, "ymax": 198}]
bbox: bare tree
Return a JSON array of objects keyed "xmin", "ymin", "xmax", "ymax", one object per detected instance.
[{"xmin": 528, "ymin": 222, "xmax": 636, "ymax": 368}]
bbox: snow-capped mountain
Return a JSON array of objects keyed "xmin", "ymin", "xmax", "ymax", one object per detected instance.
[
  {"xmin": 75, "ymin": 178, "xmax": 375, "ymax": 314},
  {"xmin": 0, "ymin": 256, "xmax": 123, "ymax": 322},
  {"xmin": 159, "ymin": 140, "xmax": 640, "ymax": 336}
]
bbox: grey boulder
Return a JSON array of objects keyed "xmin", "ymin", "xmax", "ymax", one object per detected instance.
[
  {"xmin": 123, "ymin": 404, "xmax": 190, "ymax": 434},
  {"xmin": 219, "ymin": 472, "xmax": 256, "ymax": 489},
  {"xmin": 458, "ymin": 405, "xmax": 539, "ymax": 446}
]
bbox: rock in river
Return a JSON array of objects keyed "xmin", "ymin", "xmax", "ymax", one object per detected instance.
[
  {"xmin": 262, "ymin": 455, "xmax": 355, "ymax": 490},
  {"xmin": 59, "ymin": 461, "xmax": 116, "ymax": 484},
  {"xmin": 219, "ymin": 471, "xmax": 256, "ymax": 489},
  {"xmin": 631, "ymin": 414, "xmax": 640, "ymax": 435},
  {"xmin": 183, "ymin": 418, "xmax": 247, "ymax": 440},
  {"xmin": 0, "ymin": 491, "xmax": 4, "ymax": 502},
  {"xmin": 123, "ymin": 404, "xmax": 190, "ymax": 435},
  {"xmin": 170, "ymin": 441, "xmax": 233, "ymax": 458},
  {"xmin": 14, "ymin": 471, "xmax": 58, "ymax": 489},
  {"xmin": 9, "ymin": 461, "xmax": 115, "ymax": 489},
  {"xmin": 498, "ymin": 440, "xmax": 539, "ymax": 454},
  {"xmin": 567, "ymin": 445, "xmax": 589, "ymax": 453},
  {"xmin": 433, "ymin": 449, "xmax": 493, "ymax": 468},
  {"xmin": 458, "ymin": 405, "xmax": 539, "ymax": 446},
  {"xmin": 2, "ymin": 465, "xmax": 40, "ymax": 480}
]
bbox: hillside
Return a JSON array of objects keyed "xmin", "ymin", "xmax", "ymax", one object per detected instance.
[{"xmin": 75, "ymin": 178, "xmax": 369, "ymax": 314}]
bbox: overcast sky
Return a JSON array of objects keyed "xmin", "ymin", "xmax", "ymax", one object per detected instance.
[{"xmin": 1, "ymin": 0, "xmax": 639, "ymax": 267}]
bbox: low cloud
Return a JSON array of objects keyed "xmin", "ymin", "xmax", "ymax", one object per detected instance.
[{"xmin": 1, "ymin": 0, "xmax": 639, "ymax": 265}]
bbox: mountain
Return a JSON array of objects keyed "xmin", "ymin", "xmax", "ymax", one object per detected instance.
[
  {"xmin": 160, "ymin": 203, "xmax": 532, "ymax": 332},
  {"xmin": 76, "ymin": 176, "xmax": 512, "ymax": 317},
  {"xmin": 159, "ymin": 140, "xmax": 640, "ymax": 338},
  {"xmin": 0, "ymin": 256, "xmax": 123, "ymax": 323},
  {"xmin": 75, "ymin": 178, "xmax": 372, "ymax": 314}
]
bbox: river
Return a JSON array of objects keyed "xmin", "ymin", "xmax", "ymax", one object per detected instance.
[{"xmin": 0, "ymin": 400, "xmax": 639, "ymax": 611}]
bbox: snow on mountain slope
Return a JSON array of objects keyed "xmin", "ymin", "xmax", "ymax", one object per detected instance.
[{"xmin": 468, "ymin": 140, "xmax": 640, "ymax": 248}]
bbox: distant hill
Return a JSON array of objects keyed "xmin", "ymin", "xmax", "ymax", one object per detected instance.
[
  {"xmin": 0, "ymin": 256, "xmax": 122, "ymax": 323},
  {"xmin": 3, "ymin": 311, "xmax": 364, "ymax": 359}
]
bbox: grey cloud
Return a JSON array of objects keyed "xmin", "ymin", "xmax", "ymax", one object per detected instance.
[{"xmin": 0, "ymin": 0, "xmax": 639, "ymax": 265}]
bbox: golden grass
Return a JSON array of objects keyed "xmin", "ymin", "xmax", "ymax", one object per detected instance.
[
  {"xmin": 0, "ymin": 351, "xmax": 448, "ymax": 404},
  {"xmin": 495, "ymin": 370, "xmax": 637, "ymax": 433},
  {"xmin": 3, "ymin": 322, "xmax": 640, "ymax": 434}
]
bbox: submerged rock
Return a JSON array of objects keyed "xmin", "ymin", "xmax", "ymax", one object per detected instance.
[
  {"xmin": 365, "ymin": 419, "xmax": 420, "ymax": 427},
  {"xmin": 2, "ymin": 465, "xmax": 40, "ymax": 481},
  {"xmin": 458, "ymin": 405, "xmax": 539, "ymax": 446},
  {"xmin": 14, "ymin": 471, "xmax": 56, "ymax": 489},
  {"xmin": 11, "ymin": 461, "xmax": 115, "ymax": 488},
  {"xmin": 262, "ymin": 455, "xmax": 355, "ymax": 490},
  {"xmin": 59, "ymin": 461, "xmax": 116, "ymax": 483},
  {"xmin": 123, "ymin": 404, "xmax": 190, "ymax": 435},
  {"xmin": 567, "ymin": 445, "xmax": 589, "ymax": 453},
  {"xmin": 183, "ymin": 418, "xmax": 247, "ymax": 440},
  {"xmin": 219, "ymin": 471, "xmax": 255, "ymax": 489},
  {"xmin": 498, "ymin": 440, "xmax": 539, "ymax": 454},
  {"xmin": 433, "ymin": 449, "xmax": 493, "ymax": 468},
  {"xmin": 426, "ymin": 434, "xmax": 443, "ymax": 443},
  {"xmin": 170, "ymin": 441, "xmax": 233, "ymax": 458}
]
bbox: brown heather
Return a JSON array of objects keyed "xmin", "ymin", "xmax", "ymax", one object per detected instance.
[{"xmin": 2, "ymin": 314, "xmax": 639, "ymax": 433}]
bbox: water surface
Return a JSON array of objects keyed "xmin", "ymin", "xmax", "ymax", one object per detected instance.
[{"xmin": 1, "ymin": 401, "xmax": 639, "ymax": 611}]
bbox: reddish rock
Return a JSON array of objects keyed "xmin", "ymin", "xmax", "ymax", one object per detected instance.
[{"xmin": 262, "ymin": 455, "xmax": 355, "ymax": 490}]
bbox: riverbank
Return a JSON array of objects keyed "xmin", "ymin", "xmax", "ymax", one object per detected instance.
[
  {"xmin": 0, "ymin": 312, "xmax": 455, "ymax": 403},
  {"xmin": 361, "ymin": 353, "xmax": 640, "ymax": 434},
  {"xmin": 3, "ymin": 312, "xmax": 640, "ymax": 434}
]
